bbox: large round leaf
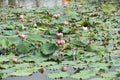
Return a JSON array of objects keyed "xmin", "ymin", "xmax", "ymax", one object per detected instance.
[
  {"xmin": 41, "ymin": 43, "xmax": 58, "ymax": 56},
  {"xmin": 17, "ymin": 42, "xmax": 30, "ymax": 54},
  {"xmin": 70, "ymin": 39, "xmax": 87, "ymax": 47}
]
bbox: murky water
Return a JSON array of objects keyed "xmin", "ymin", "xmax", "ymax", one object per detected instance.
[{"xmin": 0, "ymin": 0, "xmax": 63, "ymax": 8}]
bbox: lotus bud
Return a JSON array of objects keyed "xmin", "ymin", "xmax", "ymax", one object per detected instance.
[
  {"xmin": 53, "ymin": 13, "xmax": 60, "ymax": 18},
  {"xmin": 82, "ymin": 27, "xmax": 88, "ymax": 31},
  {"xmin": 63, "ymin": 21, "xmax": 69, "ymax": 25},
  {"xmin": 18, "ymin": 34, "xmax": 27, "ymax": 39},
  {"xmin": 56, "ymin": 33, "xmax": 63, "ymax": 38},
  {"xmin": 62, "ymin": 66, "xmax": 67, "ymax": 72},
  {"xmin": 60, "ymin": 40, "xmax": 65, "ymax": 45},
  {"xmin": 56, "ymin": 40, "xmax": 65, "ymax": 45},
  {"xmin": 12, "ymin": 56, "xmax": 17, "ymax": 63}
]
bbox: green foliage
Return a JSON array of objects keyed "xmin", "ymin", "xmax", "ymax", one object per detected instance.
[
  {"xmin": 40, "ymin": 43, "xmax": 58, "ymax": 56},
  {"xmin": 101, "ymin": 4, "xmax": 116, "ymax": 15},
  {"xmin": 71, "ymin": 70, "xmax": 96, "ymax": 79},
  {"xmin": 70, "ymin": 39, "xmax": 87, "ymax": 47},
  {"xmin": 2, "ymin": 39, "xmax": 10, "ymax": 49},
  {"xmin": 17, "ymin": 42, "xmax": 30, "ymax": 54},
  {"xmin": 47, "ymin": 72, "xmax": 70, "ymax": 79},
  {"xmin": 0, "ymin": 0, "xmax": 119, "ymax": 79}
]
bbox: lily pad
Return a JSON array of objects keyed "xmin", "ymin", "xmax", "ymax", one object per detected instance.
[
  {"xmin": 71, "ymin": 70, "xmax": 96, "ymax": 79},
  {"xmin": 70, "ymin": 39, "xmax": 87, "ymax": 47},
  {"xmin": 10, "ymin": 69, "xmax": 34, "ymax": 76},
  {"xmin": 47, "ymin": 72, "xmax": 70, "ymax": 79},
  {"xmin": 41, "ymin": 43, "xmax": 58, "ymax": 56}
]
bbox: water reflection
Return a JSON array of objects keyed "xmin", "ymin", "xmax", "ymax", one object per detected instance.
[{"xmin": 0, "ymin": 0, "xmax": 62, "ymax": 8}]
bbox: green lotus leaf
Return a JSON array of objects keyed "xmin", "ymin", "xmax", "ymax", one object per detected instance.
[
  {"xmin": 0, "ymin": 56, "xmax": 9, "ymax": 63},
  {"xmin": 47, "ymin": 64, "xmax": 63, "ymax": 70},
  {"xmin": 47, "ymin": 72, "xmax": 70, "ymax": 79},
  {"xmin": 2, "ymin": 38, "xmax": 10, "ymax": 49},
  {"xmin": 28, "ymin": 34, "xmax": 46, "ymax": 43},
  {"xmin": 16, "ymin": 42, "xmax": 30, "ymax": 54},
  {"xmin": 7, "ymin": 35, "xmax": 21, "ymax": 45},
  {"xmin": 2, "ymin": 30, "xmax": 17, "ymax": 36},
  {"xmin": 70, "ymin": 39, "xmax": 87, "ymax": 47},
  {"xmin": 85, "ymin": 44, "xmax": 99, "ymax": 52},
  {"xmin": 102, "ymin": 4, "xmax": 116, "ymax": 15},
  {"xmin": 40, "ymin": 43, "xmax": 58, "ymax": 56},
  {"xmin": 61, "ymin": 61, "xmax": 77, "ymax": 66},
  {"xmin": 90, "ymin": 78, "xmax": 110, "ymax": 80},
  {"xmin": 10, "ymin": 69, "xmax": 34, "ymax": 76},
  {"xmin": 71, "ymin": 70, "xmax": 96, "ymax": 79},
  {"xmin": 101, "ymin": 72, "xmax": 118, "ymax": 78},
  {"xmin": 72, "ymin": 64, "xmax": 87, "ymax": 69},
  {"xmin": 37, "ymin": 62, "xmax": 57, "ymax": 67}
]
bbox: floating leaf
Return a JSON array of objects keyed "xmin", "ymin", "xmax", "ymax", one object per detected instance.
[
  {"xmin": 61, "ymin": 61, "xmax": 77, "ymax": 66},
  {"xmin": 71, "ymin": 70, "xmax": 96, "ymax": 79},
  {"xmin": 41, "ymin": 43, "xmax": 58, "ymax": 56},
  {"xmin": 2, "ymin": 38, "xmax": 9, "ymax": 49},
  {"xmin": 47, "ymin": 64, "xmax": 63, "ymax": 70},
  {"xmin": 72, "ymin": 64, "xmax": 87, "ymax": 69},
  {"xmin": 70, "ymin": 39, "xmax": 87, "ymax": 47},
  {"xmin": 85, "ymin": 44, "xmax": 99, "ymax": 52},
  {"xmin": 102, "ymin": 4, "xmax": 116, "ymax": 15},
  {"xmin": 0, "ymin": 56, "xmax": 9, "ymax": 63},
  {"xmin": 10, "ymin": 69, "xmax": 33, "ymax": 76},
  {"xmin": 47, "ymin": 72, "xmax": 70, "ymax": 79},
  {"xmin": 17, "ymin": 42, "xmax": 30, "ymax": 54},
  {"xmin": 90, "ymin": 78, "xmax": 110, "ymax": 80},
  {"xmin": 101, "ymin": 72, "xmax": 118, "ymax": 78},
  {"xmin": 37, "ymin": 62, "xmax": 57, "ymax": 67},
  {"xmin": 28, "ymin": 34, "xmax": 46, "ymax": 43}
]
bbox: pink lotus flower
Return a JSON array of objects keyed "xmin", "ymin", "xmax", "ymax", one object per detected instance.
[
  {"xmin": 12, "ymin": 56, "xmax": 17, "ymax": 63},
  {"xmin": 56, "ymin": 33, "xmax": 63, "ymax": 38},
  {"xmin": 62, "ymin": 0, "xmax": 70, "ymax": 5},
  {"xmin": 60, "ymin": 40, "xmax": 65, "ymax": 45},
  {"xmin": 56, "ymin": 40, "xmax": 65, "ymax": 45},
  {"xmin": 63, "ymin": 21, "xmax": 69, "ymax": 25},
  {"xmin": 82, "ymin": 27, "xmax": 88, "ymax": 31},
  {"xmin": 53, "ymin": 13, "xmax": 60, "ymax": 18},
  {"xmin": 59, "ymin": 12, "xmax": 64, "ymax": 15},
  {"xmin": 18, "ymin": 34, "xmax": 27, "ymax": 39}
]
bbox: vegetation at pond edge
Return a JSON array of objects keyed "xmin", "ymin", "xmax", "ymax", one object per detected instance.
[{"xmin": 0, "ymin": 0, "xmax": 120, "ymax": 80}]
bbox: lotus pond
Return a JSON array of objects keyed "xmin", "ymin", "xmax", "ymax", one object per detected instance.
[{"xmin": 0, "ymin": 1, "xmax": 120, "ymax": 80}]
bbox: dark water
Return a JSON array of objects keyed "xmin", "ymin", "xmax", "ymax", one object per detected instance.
[{"xmin": 0, "ymin": 0, "xmax": 63, "ymax": 8}]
